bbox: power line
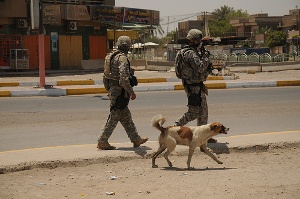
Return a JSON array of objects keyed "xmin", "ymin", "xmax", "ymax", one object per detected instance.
[
  {"xmin": 161, "ymin": 12, "xmax": 204, "ymax": 18},
  {"xmin": 160, "ymin": 13, "xmax": 202, "ymax": 26}
]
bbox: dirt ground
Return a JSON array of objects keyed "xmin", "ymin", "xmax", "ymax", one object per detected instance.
[{"xmin": 1, "ymin": 147, "xmax": 299, "ymax": 199}]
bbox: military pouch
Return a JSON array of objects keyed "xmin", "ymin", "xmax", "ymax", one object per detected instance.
[
  {"xmin": 206, "ymin": 62, "xmax": 213, "ymax": 74},
  {"xmin": 130, "ymin": 75, "xmax": 138, "ymax": 87},
  {"xmin": 188, "ymin": 93, "xmax": 202, "ymax": 107},
  {"xmin": 110, "ymin": 89, "xmax": 129, "ymax": 111}
]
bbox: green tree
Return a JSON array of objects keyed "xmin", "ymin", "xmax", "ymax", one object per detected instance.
[
  {"xmin": 265, "ymin": 30, "xmax": 287, "ymax": 47},
  {"xmin": 211, "ymin": 5, "xmax": 234, "ymax": 20},
  {"xmin": 152, "ymin": 25, "xmax": 164, "ymax": 37},
  {"xmin": 137, "ymin": 24, "xmax": 164, "ymax": 46},
  {"xmin": 256, "ymin": 26, "xmax": 272, "ymax": 34},
  {"xmin": 228, "ymin": 9, "xmax": 248, "ymax": 20},
  {"xmin": 209, "ymin": 5, "xmax": 248, "ymax": 36},
  {"xmin": 209, "ymin": 20, "xmax": 234, "ymax": 37},
  {"xmin": 166, "ymin": 30, "xmax": 178, "ymax": 41}
]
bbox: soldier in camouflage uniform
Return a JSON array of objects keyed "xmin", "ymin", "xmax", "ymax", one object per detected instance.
[
  {"xmin": 97, "ymin": 36, "xmax": 148, "ymax": 150},
  {"xmin": 174, "ymin": 29, "xmax": 216, "ymax": 143}
]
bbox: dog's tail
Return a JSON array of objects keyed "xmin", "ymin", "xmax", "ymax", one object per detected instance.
[{"xmin": 151, "ymin": 114, "xmax": 166, "ymax": 133}]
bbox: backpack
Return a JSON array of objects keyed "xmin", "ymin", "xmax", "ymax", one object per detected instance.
[
  {"xmin": 103, "ymin": 50, "xmax": 121, "ymax": 76},
  {"xmin": 104, "ymin": 50, "xmax": 138, "ymax": 87},
  {"xmin": 174, "ymin": 47, "xmax": 191, "ymax": 79}
]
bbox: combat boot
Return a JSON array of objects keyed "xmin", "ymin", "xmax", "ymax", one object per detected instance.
[
  {"xmin": 97, "ymin": 141, "xmax": 116, "ymax": 150},
  {"xmin": 133, "ymin": 137, "xmax": 148, "ymax": 148},
  {"xmin": 207, "ymin": 138, "xmax": 217, "ymax": 143}
]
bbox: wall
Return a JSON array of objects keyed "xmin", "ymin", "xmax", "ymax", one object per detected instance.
[
  {"xmin": 255, "ymin": 34, "xmax": 265, "ymax": 44},
  {"xmin": 270, "ymin": 46, "xmax": 283, "ymax": 54},
  {"xmin": 206, "ymin": 45, "xmax": 232, "ymax": 55},
  {"xmin": 0, "ymin": 0, "xmax": 27, "ymax": 18},
  {"xmin": 230, "ymin": 47, "xmax": 270, "ymax": 55}
]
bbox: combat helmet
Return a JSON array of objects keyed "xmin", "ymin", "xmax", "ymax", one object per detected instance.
[
  {"xmin": 116, "ymin": 36, "xmax": 131, "ymax": 47},
  {"xmin": 116, "ymin": 36, "xmax": 131, "ymax": 53},
  {"xmin": 186, "ymin": 29, "xmax": 203, "ymax": 40}
]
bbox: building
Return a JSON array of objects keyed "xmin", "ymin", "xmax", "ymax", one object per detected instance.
[
  {"xmin": 0, "ymin": 0, "xmax": 115, "ymax": 70},
  {"xmin": 0, "ymin": 0, "xmax": 160, "ymax": 70},
  {"xmin": 230, "ymin": 9, "xmax": 300, "ymax": 46},
  {"xmin": 178, "ymin": 13, "xmax": 215, "ymax": 40},
  {"xmin": 177, "ymin": 9, "xmax": 300, "ymax": 44},
  {"xmin": 279, "ymin": 8, "xmax": 300, "ymax": 31},
  {"xmin": 178, "ymin": 20, "xmax": 202, "ymax": 39},
  {"xmin": 230, "ymin": 13, "xmax": 282, "ymax": 38}
]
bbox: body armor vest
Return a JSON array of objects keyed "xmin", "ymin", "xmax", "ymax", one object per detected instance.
[{"xmin": 104, "ymin": 50, "xmax": 124, "ymax": 81}]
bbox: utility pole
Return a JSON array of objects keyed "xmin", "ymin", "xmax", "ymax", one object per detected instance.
[
  {"xmin": 173, "ymin": 17, "xmax": 176, "ymax": 31},
  {"xmin": 203, "ymin": 11, "xmax": 210, "ymax": 37},
  {"xmin": 203, "ymin": 11, "xmax": 206, "ymax": 36},
  {"xmin": 243, "ymin": 19, "xmax": 246, "ymax": 37},
  {"xmin": 167, "ymin": 16, "xmax": 169, "ymax": 34},
  {"xmin": 38, "ymin": 0, "xmax": 45, "ymax": 87}
]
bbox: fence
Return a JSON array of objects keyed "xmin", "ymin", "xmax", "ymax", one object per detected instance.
[
  {"xmin": 210, "ymin": 52, "xmax": 300, "ymax": 63},
  {"xmin": 139, "ymin": 49, "xmax": 300, "ymax": 64}
]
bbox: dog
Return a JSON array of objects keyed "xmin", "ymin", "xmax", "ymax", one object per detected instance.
[{"xmin": 151, "ymin": 115, "xmax": 229, "ymax": 170}]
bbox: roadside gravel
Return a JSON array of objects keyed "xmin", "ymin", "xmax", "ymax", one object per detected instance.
[{"xmin": 1, "ymin": 146, "xmax": 299, "ymax": 199}]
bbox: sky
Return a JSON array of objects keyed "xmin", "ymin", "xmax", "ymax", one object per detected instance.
[{"xmin": 115, "ymin": 0, "xmax": 299, "ymax": 34}]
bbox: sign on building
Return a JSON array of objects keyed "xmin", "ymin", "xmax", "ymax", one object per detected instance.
[
  {"xmin": 63, "ymin": 5, "xmax": 90, "ymax": 21},
  {"xmin": 43, "ymin": 5, "xmax": 62, "ymax": 24},
  {"xmin": 90, "ymin": 6, "xmax": 160, "ymax": 26}
]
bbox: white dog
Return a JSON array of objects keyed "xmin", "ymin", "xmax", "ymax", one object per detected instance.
[{"xmin": 151, "ymin": 115, "xmax": 229, "ymax": 170}]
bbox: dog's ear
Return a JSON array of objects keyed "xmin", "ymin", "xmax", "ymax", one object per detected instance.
[
  {"xmin": 210, "ymin": 122, "xmax": 222, "ymax": 132},
  {"xmin": 210, "ymin": 122, "xmax": 220, "ymax": 131},
  {"xmin": 211, "ymin": 124, "xmax": 219, "ymax": 130}
]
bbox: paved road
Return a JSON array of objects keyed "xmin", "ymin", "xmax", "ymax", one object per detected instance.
[{"xmin": 1, "ymin": 87, "xmax": 299, "ymax": 151}]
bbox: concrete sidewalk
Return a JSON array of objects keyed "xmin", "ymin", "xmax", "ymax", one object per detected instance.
[
  {"xmin": 0, "ymin": 130, "xmax": 299, "ymax": 173},
  {"xmin": 1, "ymin": 69, "xmax": 300, "ymax": 97}
]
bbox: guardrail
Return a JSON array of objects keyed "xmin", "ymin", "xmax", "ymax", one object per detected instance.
[{"xmin": 211, "ymin": 52, "xmax": 300, "ymax": 63}]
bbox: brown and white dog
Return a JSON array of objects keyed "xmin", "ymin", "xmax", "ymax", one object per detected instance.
[{"xmin": 151, "ymin": 115, "xmax": 229, "ymax": 170}]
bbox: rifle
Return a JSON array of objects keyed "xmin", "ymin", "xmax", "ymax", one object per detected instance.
[{"xmin": 199, "ymin": 42, "xmax": 213, "ymax": 74}]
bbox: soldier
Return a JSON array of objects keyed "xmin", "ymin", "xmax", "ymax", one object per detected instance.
[
  {"xmin": 174, "ymin": 29, "xmax": 216, "ymax": 143},
  {"xmin": 97, "ymin": 36, "xmax": 148, "ymax": 150}
]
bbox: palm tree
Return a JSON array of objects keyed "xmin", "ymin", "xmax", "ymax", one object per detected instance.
[
  {"xmin": 256, "ymin": 26, "xmax": 272, "ymax": 34},
  {"xmin": 209, "ymin": 6, "xmax": 248, "ymax": 36},
  {"xmin": 151, "ymin": 25, "xmax": 165, "ymax": 38},
  {"xmin": 212, "ymin": 5, "xmax": 234, "ymax": 21}
]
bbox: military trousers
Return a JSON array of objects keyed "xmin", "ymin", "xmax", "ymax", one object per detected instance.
[
  {"xmin": 98, "ymin": 106, "xmax": 140, "ymax": 143},
  {"xmin": 175, "ymin": 85, "xmax": 208, "ymax": 126}
]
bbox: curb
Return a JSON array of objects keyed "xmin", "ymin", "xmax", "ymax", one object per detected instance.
[
  {"xmin": 0, "ymin": 80, "xmax": 300, "ymax": 97},
  {"xmin": 0, "ymin": 140, "xmax": 299, "ymax": 174},
  {"xmin": 0, "ymin": 129, "xmax": 299, "ymax": 173},
  {"xmin": 0, "ymin": 76, "xmax": 235, "ymax": 88}
]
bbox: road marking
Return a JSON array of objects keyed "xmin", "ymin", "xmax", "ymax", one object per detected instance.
[
  {"xmin": 0, "ymin": 91, "xmax": 11, "ymax": 97},
  {"xmin": 222, "ymin": 130, "xmax": 300, "ymax": 138},
  {"xmin": 0, "ymin": 144, "xmax": 95, "ymax": 154}
]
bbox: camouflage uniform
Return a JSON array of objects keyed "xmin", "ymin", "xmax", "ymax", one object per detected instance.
[
  {"xmin": 98, "ymin": 36, "xmax": 145, "ymax": 146},
  {"xmin": 175, "ymin": 29, "xmax": 210, "ymax": 126}
]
